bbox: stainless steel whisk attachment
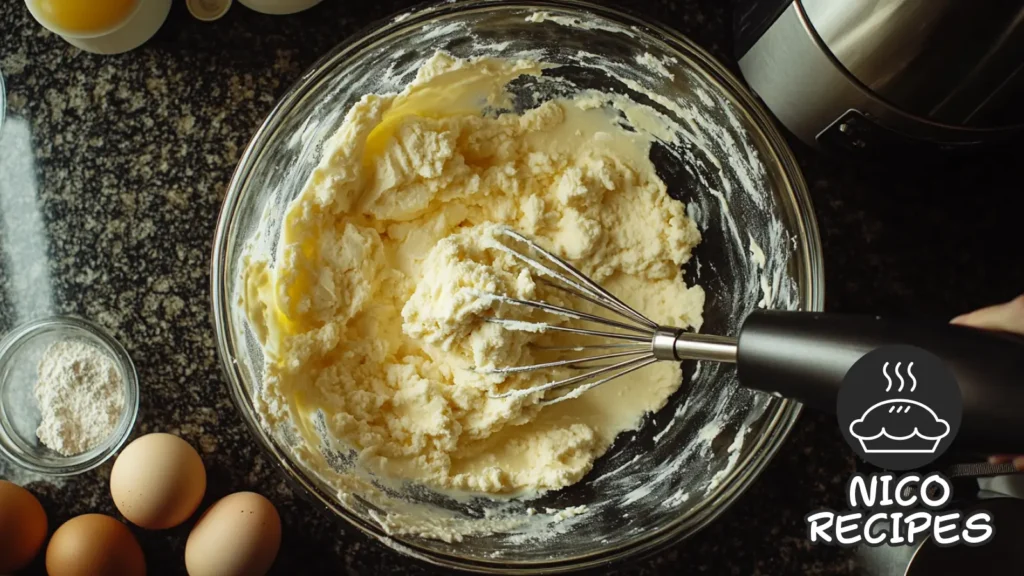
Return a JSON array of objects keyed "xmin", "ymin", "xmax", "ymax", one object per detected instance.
[
  {"xmin": 471, "ymin": 230, "xmax": 1024, "ymax": 457},
  {"xmin": 455, "ymin": 227, "xmax": 1024, "ymax": 454},
  {"xmin": 477, "ymin": 228, "xmax": 737, "ymax": 405}
]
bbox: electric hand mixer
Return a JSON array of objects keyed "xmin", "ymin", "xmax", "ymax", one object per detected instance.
[{"xmin": 477, "ymin": 229, "xmax": 1024, "ymax": 455}]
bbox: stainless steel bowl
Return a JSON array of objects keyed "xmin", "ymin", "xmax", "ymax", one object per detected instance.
[{"xmin": 211, "ymin": 0, "xmax": 824, "ymax": 571}]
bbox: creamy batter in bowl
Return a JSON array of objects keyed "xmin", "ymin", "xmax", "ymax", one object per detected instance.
[{"xmin": 212, "ymin": 1, "xmax": 823, "ymax": 571}]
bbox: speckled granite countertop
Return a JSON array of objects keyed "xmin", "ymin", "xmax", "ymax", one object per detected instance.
[{"xmin": 1, "ymin": 0, "xmax": 1022, "ymax": 574}]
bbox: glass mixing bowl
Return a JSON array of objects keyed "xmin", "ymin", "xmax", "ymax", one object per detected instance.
[{"xmin": 211, "ymin": 0, "xmax": 824, "ymax": 571}]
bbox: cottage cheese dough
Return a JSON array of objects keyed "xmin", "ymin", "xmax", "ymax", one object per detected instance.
[{"xmin": 242, "ymin": 52, "xmax": 704, "ymax": 495}]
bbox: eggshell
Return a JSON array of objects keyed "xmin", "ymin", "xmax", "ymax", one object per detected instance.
[
  {"xmin": 0, "ymin": 480, "xmax": 48, "ymax": 572},
  {"xmin": 110, "ymin": 432, "xmax": 207, "ymax": 529},
  {"xmin": 185, "ymin": 492, "xmax": 282, "ymax": 576},
  {"xmin": 46, "ymin": 514, "xmax": 145, "ymax": 576}
]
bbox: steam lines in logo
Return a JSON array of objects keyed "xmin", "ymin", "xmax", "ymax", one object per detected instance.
[{"xmin": 881, "ymin": 361, "xmax": 915, "ymax": 392}]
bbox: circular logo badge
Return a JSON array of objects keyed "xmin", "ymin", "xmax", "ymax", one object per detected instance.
[{"xmin": 837, "ymin": 345, "xmax": 962, "ymax": 471}]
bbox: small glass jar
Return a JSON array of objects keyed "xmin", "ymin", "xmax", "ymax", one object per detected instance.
[{"xmin": 0, "ymin": 316, "xmax": 139, "ymax": 475}]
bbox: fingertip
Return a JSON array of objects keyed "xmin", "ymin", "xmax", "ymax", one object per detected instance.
[{"xmin": 1012, "ymin": 456, "xmax": 1024, "ymax": 471}]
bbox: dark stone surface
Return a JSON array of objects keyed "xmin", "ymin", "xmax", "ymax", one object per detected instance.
[{"xmin": 0, "ymin": 0, "xmax": 1021, "ymax": 575}]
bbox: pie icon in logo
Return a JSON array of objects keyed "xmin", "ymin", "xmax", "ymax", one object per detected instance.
[
  {"xmin": 850, "ymin": 398, "xmax": 950, "ymax": 454},
  {"xmin": 837, "ymin": 346, "xmax": 962, "ymax": 471}
]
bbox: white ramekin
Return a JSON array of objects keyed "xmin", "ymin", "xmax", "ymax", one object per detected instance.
[
  {"xmin": 24, "ymin": 0, "xmax": 171, "ymax": 55},
  {"xmin": 237, "ymin": 0, "xmax": 322, "ymax": 15}
]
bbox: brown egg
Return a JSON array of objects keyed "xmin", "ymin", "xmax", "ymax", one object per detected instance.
[
  {"xmin": 110, "ymin": 432, "xmax": 207, "ymax": 529},
  {"xmin": 0, "ymin": 480, "xmax": 48, "ymax": 572},
  {"xmin": 46, "ymin": 514, "xmax": 145, "ymax": 576},
  {"xmin": 185, "ymin": 492, "xmax": 282, "ymax": 576}
]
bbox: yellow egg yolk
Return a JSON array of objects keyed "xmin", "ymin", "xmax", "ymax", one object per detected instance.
[{"xmin": 30, "ymin": 0, "xmax": 138, "ymax": 35}]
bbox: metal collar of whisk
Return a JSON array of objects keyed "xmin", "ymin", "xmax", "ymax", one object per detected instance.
[{"xmin": 652, "ymin": 328, "xmax": 738, "ymax": 364}]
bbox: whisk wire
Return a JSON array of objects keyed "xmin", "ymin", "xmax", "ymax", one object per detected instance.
[
  {"xmin": 485, "ymin": 318, "xmax": 651, "ymax": 342},
  {"xmin": 531, "ymin": 343, "xmax": 650, "ymax": 352},
  {"xmin": 538, "ymin": 280, "xmax": 654, "ymax": 329},
  {"xmin": 490, "ymin": 353, "xmax": 656, "ymax": 400},
  {"xmin": 477, "ymin": 348, "xmax": 649, "ymax": 374},
  {"xmin": 496, "ymin": 229, "xmax": 658, "ymax": 329},
  {"xmin": 478, "ymin": 291, "xmax": 653, "ymax": 335},
  {"xmin": 539, "ymin": 357, "xmax": 659, "ymax": 406}
]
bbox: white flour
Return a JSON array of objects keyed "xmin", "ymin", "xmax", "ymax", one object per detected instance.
[{"xmin": 34, "ymin": 340, "xmax": 124, "ymax": 456}]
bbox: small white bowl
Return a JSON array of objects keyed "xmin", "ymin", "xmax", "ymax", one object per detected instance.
[
  {"xmin": 23, "ymin": 0, "xmax": 172, "ymax": 55},
  {"xmin": 237, "ymin": 0, "xmax": 321, "ymax": 15},
  {"xmin": 0, "ymin": 316, "xmax": 139, "ymax": 476}
]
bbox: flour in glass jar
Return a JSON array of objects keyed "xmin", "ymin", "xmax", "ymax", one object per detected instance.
[{"xmin": 33, "ymin": 340, "xmax": 124, "ymax": 456}]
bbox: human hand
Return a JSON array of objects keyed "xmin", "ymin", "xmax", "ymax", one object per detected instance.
[{"xmin": 950, "ymin": 294, "xmax": 1024, "ymax": 470}]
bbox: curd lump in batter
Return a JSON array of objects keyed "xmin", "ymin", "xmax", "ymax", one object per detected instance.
[{"xmin": 242, "ymin": 52, "xmax": 705, "ymax": 495}]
